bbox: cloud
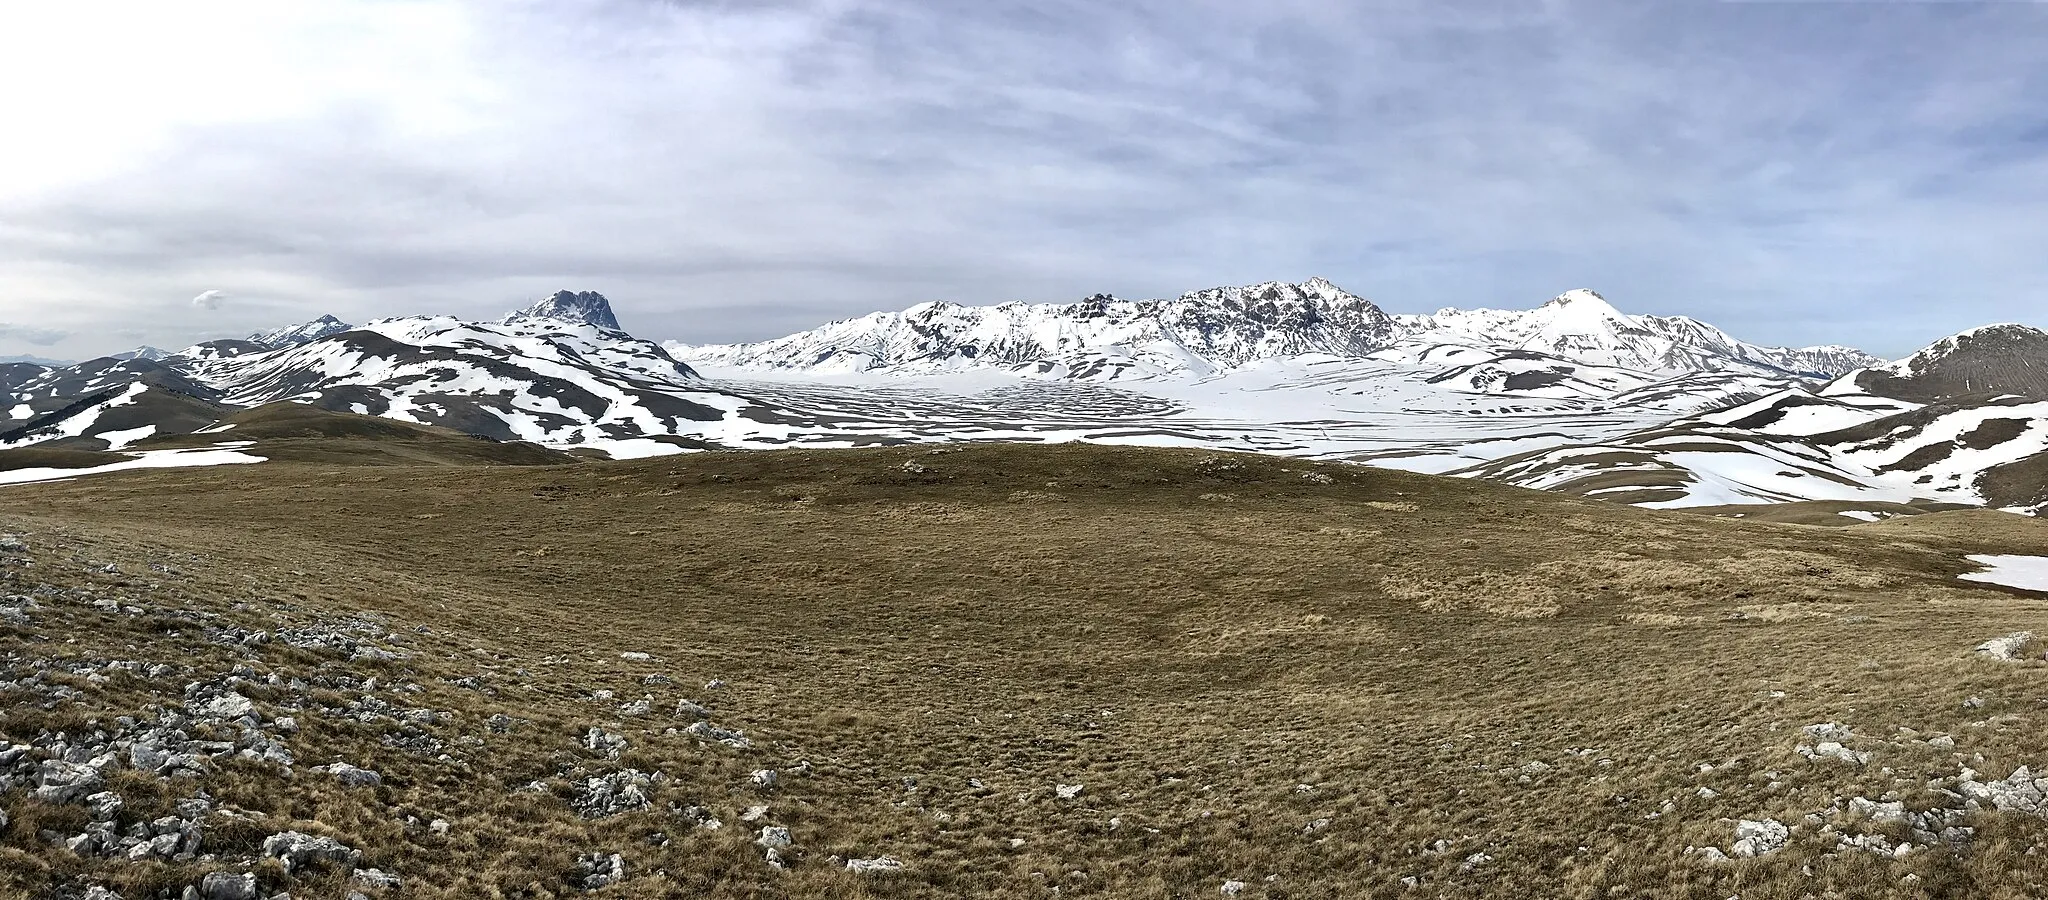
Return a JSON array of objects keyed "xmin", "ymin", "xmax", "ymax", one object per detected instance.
[
  {"xmin": 0, "ymin": 0, "xmax": 2044, "ymax": 358},
  {"xmin": 0, "ymin": 323, "xmax": 69, "ymax": 346},
  {"xmin": 191, "ymin": 289, "xmax": 226, "ymax": 310}
]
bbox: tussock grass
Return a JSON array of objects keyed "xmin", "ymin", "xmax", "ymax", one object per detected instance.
[{"xmin": 1, "ymin": 443, "xmax": 2047, "ymax": 898}]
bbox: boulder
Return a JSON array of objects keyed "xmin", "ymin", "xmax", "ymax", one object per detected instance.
[
  {"xmin": 198, "ymin": 872, "xmax": 258, "ymax": 900},
  {"xmin": 261, "ymin": 830, "xmax": 361, "ymax": 874}
]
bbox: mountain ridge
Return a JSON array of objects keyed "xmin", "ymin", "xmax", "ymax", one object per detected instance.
[
  {"xmin": 1, "ymin": 281, "xmax": 2038, "ymax": 520},
  {"xmin": 673, "ymin": 279, "xmax": 1884, "ymax": 381}
]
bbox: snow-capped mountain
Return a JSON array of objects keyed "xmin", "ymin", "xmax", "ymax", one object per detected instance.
[
  {"xmin": 674, "ymin": 281, "xmax": 1879, "ymax": 382},
  {"xmin": 1399, "ymin": 289, "xmax": 1881, "ymax": 379},
  {"xmin": 504, "ymin": 290, "xmax": 623, "ymax": 331},
  {"xmin": 1, "ymin": 280, "xmax": 2038, "ymax": 518},
  {"xmin": 250, "ymin": 315, "xmax": 353, "ymax": 348},
  {"xmin": 1825, "ymin": 323, "xmax": 2048, "ymax": 403},
  {"xmin": 678, "ymin": 279, "xmax": 1401, "ymax": 380}
]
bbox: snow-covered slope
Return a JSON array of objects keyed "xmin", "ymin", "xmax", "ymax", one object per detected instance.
[
  {"xmin": 678, "ymin": 279, "xmax": 1400, "ymax": 380},
  {"xmin": 1458, "ymin": 325, "xmax": 2048, "ymax": 513},
  {"xmin": 3, "ymin": 282, "xmax": 2036, "ymax": 518},
  {"xmin": 251, "ymin": 315, "xmax": 353, "ymax": 348},
  {"xmin": 675, "ymin": 281, "xmax": 1879, "ymax": 382},
  {"xmin": 1400, "ymin": 290, "xmax": 1880, "ymax": 378}
]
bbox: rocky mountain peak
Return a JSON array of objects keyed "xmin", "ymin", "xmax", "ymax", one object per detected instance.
[
  {"xmin": 250, "ymin": 315, "xmax": 354, "ymax": 349},
  {"xmin": 503, "ymin": 291, "xmax": 623, "ymax": 332},
  {"xmin": 1848, "ymin": 323, "xmax": 2048, "ymax": 402}
]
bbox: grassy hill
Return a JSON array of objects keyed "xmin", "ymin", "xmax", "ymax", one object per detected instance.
[
  {"xmin": 131, "ymin": 402, "xmax": 576, "ymax": 467},
  {"xmin": 3, "ymin": 443, "xmax": 2047, "ymax": 898}
]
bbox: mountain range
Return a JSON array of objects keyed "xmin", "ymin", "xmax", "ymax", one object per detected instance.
[
  {"xmin": 1, "ymin": 281, "xmax": 2041, "ymax": 516},
  {"xmin": 675, "ymin": 279, "xmax": 1879, "ymax": 381}
]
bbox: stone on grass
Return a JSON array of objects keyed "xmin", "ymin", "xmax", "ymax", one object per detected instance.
[
  {"xmin": 1975, "ymin": 632, "xmax": 2034, "ymax": 661},
  {"xmin": 583, "ymin": 727, "xmax": 628, "ymax": 758},
  {"xmin": 571, "ymin": 852, "xmax": 626, "ymax": 890},
  {"xmin": 198, "ymin": 872, "xmax": 257, "ymax": 900},
  {"xmin": 316, "ymin": 763, "xmax": 383, "ymax": 788},
  {"xmin": 1730, "ymin": 819, "xmax": 1789, "ymax": 858},
  {"xmin": 261, "ymin": 831, "xmax": 361, "ymax": 874},
  {"xmin": 572, "ymin": 770, "xmax": 654, "ymax": 819},
  {"xmin": 847, "ymin": 856, "xmax": 903, "ymax": 874},
  {"xmin": 756, "ymin": 826, "xmax": 792, "ymax": 848},
  {"xmin": 682, "ymin": 721, "xmax": 750, "ymax": 749},
  {"xmin": 351, "ymin": 869, "xmax": 401, "ymax": 891},
  {"xmin": 35, "ymin": 755, "xmax": 115, "ymax": 804},
  {"xmin": 1055, "ymin": 783, "xmax": 1084, "ymax": 800},
  {"xmin": 193, "ymin": 693, "xmax": 255, "ymax": 721}
]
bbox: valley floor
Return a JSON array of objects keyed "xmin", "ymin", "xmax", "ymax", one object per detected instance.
[{"xmin": 4, "ymin": 444, "xmax": 2048, "ymax": 899}]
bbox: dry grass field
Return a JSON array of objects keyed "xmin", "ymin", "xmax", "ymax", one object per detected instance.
[{"xmin": 4, "ymin": 442, "xmax": 2048, "ymax": 899}]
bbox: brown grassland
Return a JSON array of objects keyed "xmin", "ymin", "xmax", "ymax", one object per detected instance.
[{"xmin": 4, "ymin": 441, "xmax": 2048, "ymax": 899}]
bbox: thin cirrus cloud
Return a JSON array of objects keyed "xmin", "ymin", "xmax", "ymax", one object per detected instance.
[{"xmin": 0, "ymin": 0, "xmax": 2043, "ymax": 361}]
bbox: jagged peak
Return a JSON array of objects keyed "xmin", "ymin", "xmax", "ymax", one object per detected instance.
[
  {"xmin": 502, "ymin": 290, "xmax": 622, "ymax": 332},
  {"xmin": 250, "ymin": 314, "xmax": 354, "ymax": 348},
  {"xmin": 1540, "ymin": 289, "xmax": 1623, "ymax": 315}
]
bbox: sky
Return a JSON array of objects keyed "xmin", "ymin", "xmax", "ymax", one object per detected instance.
[{"xmin": 1, "ymin": 0, "xmax": 2044, "ymax": 362}]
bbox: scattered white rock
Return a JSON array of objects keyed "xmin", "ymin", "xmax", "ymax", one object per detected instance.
[
  {"xmin": 571, "ymin": 769, "xmax": 655, "ymax": 819},
  {"xmin": 756, "ymin": 826, "xmax": 793, "ymax": 848},
  {"xmin": 1975, "ymin": 632, "xmax": 2034, "ymax": 662},
  {"xmin": 1730, "ymin": 819, "xmax": 1789, "ymax": 858},
  {"xmin": 571, "ymin": 852, "xmax": 626, "ymax": 890},
  {"xmin": 1221, "ymin": 880, "xmax": 1247, "ymax": 896},
  {"xmin": 682, "ymin": 720, "xmax": 750, "ymax": 749},
  {"xmin": 1802, "ymin": 722, "xmax": 1854, "ymax": 742},
  {"xmin": 620, "ymin": 652, "xmax": 652, "ymax": 661},
  {"xmin": 1055, "ymin": 783, "xmax": 1084, "ymax": 800},
  {"xmin": 262, "ymin": 830, "xmax": 362, "ymax": 874},
  {"xmin": 846, "ymin": 856, "xmax": 904, "ymax": 874},
  {"xmin": 1798, "ymin": 742, "xmax": 1869, "ymax": 766},
  {"xmin": 1960, "ymin": 765, "xmax": 2048, "ymax": 815},
  {"xmin": 750, "ymin": 769, "xmax": 778, "ymax": 789}
]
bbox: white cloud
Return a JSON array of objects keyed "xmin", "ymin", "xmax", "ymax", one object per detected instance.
[
  {"xmin": 0, "ymin": 323, "xmax": 69, "ymax": 346},
  {"xmin": 191, "ymin": 290, "xmax": 227, "ymax": 310},
  {"xmin": 0, "ymin": 0, "xmax": 2042, "ymax": 360}
]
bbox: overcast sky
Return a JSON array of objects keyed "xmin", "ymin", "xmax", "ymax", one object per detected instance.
[{"xmin": 1, "ymin": 0, "xmax": 2044, "ymax": 361}]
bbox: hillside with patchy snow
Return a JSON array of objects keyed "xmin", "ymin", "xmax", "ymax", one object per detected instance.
[{"xmin": 0, "ymin": 280, "xmax": 2039, "ymax": 517}]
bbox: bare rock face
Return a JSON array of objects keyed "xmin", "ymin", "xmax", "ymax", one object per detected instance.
[
  {"xmin": 1850, "ymin": 324, "xmax": 2048, "ymax": 403},
  {"xmin": 502, "ymin": 291, "xmax": 623, "ymax": 332}
]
